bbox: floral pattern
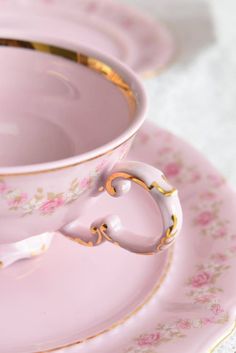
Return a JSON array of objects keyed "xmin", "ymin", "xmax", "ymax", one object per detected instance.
[
  {"xmin": 125, "ymin": 249, "xmax": 231, "ymax": 353},
  {"xmin": 125, "ymin": 246, "xmax": 233, "ymax": 353},
  {"xmin": 0, "ymin": 138, "xmax": 131, "ymax": 216},
  {"xmin": 0, "ymin": 171, "xmax": 103, "ymax": 216},
  {"xmin": 135, "ymin": 131, "xmax": 226, "ymax": 191},
  {"xmin": 0, "ymin": 176, "xmax": 90, "ymax": 216},
  {"xmin": 0, "ymin": 143, "xmax": 129, "ymax": 216},
  {"xmin": 135, "ymin": 131, "xmax": 202, "ymax": 186},
  {"xmin": 0, "ymin": 120, "xmax": 234, "ymax": 352},
  {"xmin": 192, "ymin": 191, "xmax": 230, "ymax": 238},
  {"xmin": 122, "ymin": 126, "xmax": 235, "ymax": 353}
]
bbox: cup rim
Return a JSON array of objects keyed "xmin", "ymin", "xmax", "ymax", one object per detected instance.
[{"xmin": 0, "ymin": 38, "xmax": 147, "ymax": 176}]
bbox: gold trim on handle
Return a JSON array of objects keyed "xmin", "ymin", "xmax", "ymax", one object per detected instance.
[
  {"xmin": 156, "ymin": 214, "xmax": 178, "ymax": 252},
  {"xmin": 105, "ymin": 171, "xmax": 177, "ymax": 197},
  {"xmin": 105, "ymin": 171, "xmax": 149, "ymax": 196},
  {"xmin": 150, "ymin": 180, "xmax": 177, "ymax": 196},
  {"xmin": 66, "ymin": 236, "xmax": 94, "ymax": 247},
  {"xmin": 65, "ymin": 224, "xmax": 106, "ymax": 247},
  {"xmin": 90, "ymin": 225, "xmax": 104, "ymax": 245},
  {"xmin": 65, "ymin": 173, "xmax": 179, "ymax": 253},
  {"xmin": 104, "ymin": 171, "xmax": 179, "ymax": 253}
]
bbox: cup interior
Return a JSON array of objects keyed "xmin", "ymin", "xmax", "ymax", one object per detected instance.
[{"xmin": 0, "ymin": 39, "xmax": 137, "ymax": 167}]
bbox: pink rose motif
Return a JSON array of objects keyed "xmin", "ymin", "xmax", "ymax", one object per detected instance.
[
  {"xmin": 230, "ymin": 245, "xmax": 236, "ymax": 253},
  {"xmin": 212, "ymin": 253, "xmax": 227, "ymax": 262},
  {"xmin": 159, "ymin": 147, "xmax": 172, "ymax": 154},
  {"xmin": 190, "ymin": 170, "xmax": 201, "ymax": 182},
  {"xmin": 8, "ymin": 192, "xmax": 28, "ymax": 207},
  {"xmin": 195, "ymin": 294, "xmax": 215, "ymax": 304},
  {"xmin": 79, "ymin": 177, "xmax": 91, "ymax": 189},
  {"xmin": 122, "ymin": 18, "xmax": 134, "ymax": 28},
  {"xmin": 213, "ymin": 226, "xmax": 227, "ymax": 238},
  {"xmin": 200, "ymin": 191, "xmax": 216, "ymax": 200},
  {"xmin": 191, "ymin": 271, "xmax": 212, "ymax": 288},
  {"xmin": 40, "ymin": 197, "xmax": 64, "ymax": 214},
  {"xmin": 207, "ymin": 174, "xmax": 225, "ymax": 187},
  {"xmin": 196, "ymin": 211, "xmax": 215, "ymax": 226},
  {"xmin": 138, "ymin": 132, "xmax": 149, "ymax": 144},
  {"xmin": 211, "ymin": 303, "xmax": 224, "ymax": 315},
  {"xmin": 0, "ymin": 181, "xmax": 8, "ymax": 194},
  {"xmin": 86, "ymin": 2, "xmax": 98, "ymax": 12},
  {"xmin": 202, "ymin": 317, "xmax": 215, "ymax": 325},
  {"xmin": 137, "ymin": 332, "xmax": 161, "ymax": 347},
  {"xmin": 177, "ymin": 319, "xmax": 192, "ymax": 330},
  {"xmin": 164, "ymin": 162, "xmax": 181, "ymax": 178}
]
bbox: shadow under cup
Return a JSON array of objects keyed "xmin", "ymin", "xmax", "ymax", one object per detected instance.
[{"xmin": 0, "ymin": 40, "xmax": 136, "ymax": 167}]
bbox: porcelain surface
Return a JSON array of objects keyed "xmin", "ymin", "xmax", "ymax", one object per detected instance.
[
  {"xmin": 0, "ymin": 40, "xmax": 182, "ymax": 261},
  {"xmin": 0, "ymin": 220, "xmax": 170, "ymax": 353},
  {"xmin": 12, "ymin": 120, "xmax": 234, "ymax": 353},
  {"xmin": 0, "ymin": 39, "xmax": 144, "ymax": 245},
  {"xmin": 0, "ymin": 0, "xmax": 175, "ymax": 75},
  {"xmin": 0, "ymin": 48, "xmax": 134, "ymax": 167}
]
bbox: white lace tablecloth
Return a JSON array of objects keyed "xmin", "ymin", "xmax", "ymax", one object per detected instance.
[
  {"xmin": 122, "ymin": 0, "xmax": 236, "ymax": 189},
  {"xmin": 120, "ymin": 0, "xmax": 236, "ymax": 351}
]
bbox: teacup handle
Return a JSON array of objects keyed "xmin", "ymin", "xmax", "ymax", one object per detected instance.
[{"xmin": 60, "ymin": 161, "xmax": 182, "ymax": 254}]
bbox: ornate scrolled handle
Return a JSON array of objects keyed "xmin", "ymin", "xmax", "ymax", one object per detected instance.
[{"xmin": 60, "ymin": 161, "xmax": 182, "ymax": 255}]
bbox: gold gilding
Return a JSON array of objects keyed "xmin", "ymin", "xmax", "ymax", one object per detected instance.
[
  {"xmin": 105, "ymin": 172, "xmax": 178, "ymax": 253},
  {"xmin": 149, "ymin": 181, "xmax": 177, "ymax": 196},
  {"xmin": 0, "ymin": 38, "xmax": 136, "ymax": 176}
]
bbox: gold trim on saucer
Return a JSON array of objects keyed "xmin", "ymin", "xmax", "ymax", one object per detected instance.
[
  {"xmin": 35, "ymin": 248, "xmax": 174, "ymax": 353},
  {"xmin": 209, "ymin": 320, "xmax": 236, "ymax": 352},
  {"xmin": 0, "ymin": 38, "xmax": 137, "ymax": 177}
]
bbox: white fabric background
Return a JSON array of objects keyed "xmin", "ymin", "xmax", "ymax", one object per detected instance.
[
  {"xmin": 119, "ymin": 0, "xmax": 236, "ymax": 351},
  {"xmin": 121, "ymin": 0, "xmax": 236, "ymax": 190}
]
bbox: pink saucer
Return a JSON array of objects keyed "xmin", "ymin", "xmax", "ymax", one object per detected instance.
[
  {"xmin": 0, "ymin": 0, "xmax": 175, "ymax": 75},
  {"xmin": 0, "ymin": 163, "xmax": 170, "ymax": 352},
  {"xmin": 1, "ymin": 121, "xmax": 236, "ymax": 353}
]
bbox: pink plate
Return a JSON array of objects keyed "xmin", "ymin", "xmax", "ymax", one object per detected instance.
[
  {"xmin": 0, "ymin": 142, "xmax": 170, "ymax": 353},
  {"xmin": 0, "ymin": 0, "xmax": 175, "ymax": 75},
  {"xmin": 1, "ymin": 121, "xmax": 236, "ymax": 352}
]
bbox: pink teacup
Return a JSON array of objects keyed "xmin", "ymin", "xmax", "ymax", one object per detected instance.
[{"xmin": 0, "ymin": 38, "xmax": 182, "ymax": 267}]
